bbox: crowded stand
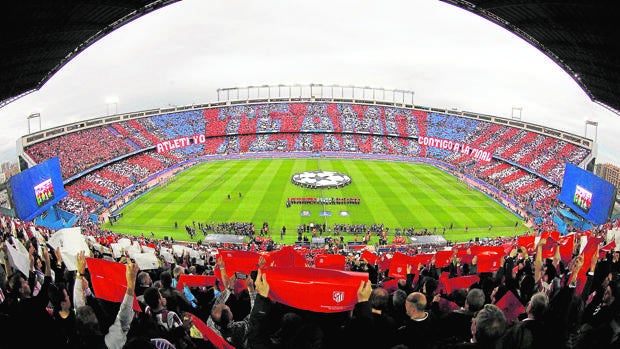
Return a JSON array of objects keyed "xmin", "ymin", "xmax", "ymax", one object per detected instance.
[
  {"xmin": 1, "ymin": 210, "xmax": 618, "ymax": 349},
  {"xmin": 60, "ymin": 150, "xmax": 182, "ymax": 214},
  {"xmin": 26, "ymin": 126, "xmax": 135, "ymax": 179},
  {"xmin": 21, "ymin": 103, "xmax": 593, "ymax": 241},
  {"xmin": 17, "ymin": 103, "xmax": 589, "ymax": 234},
  {"xmin": 20, "ymin": 103, "xmax": 589, "ymax": 226},
  {"xmin": 113, "ymin": 121, "xmax": 157, "ymax": 149},
  {"xmin": 4, "ymin": 62, "xmax": 611, "ymax": 346},
  {"xmin": 24, "ymin": 103, "xmax": 590, "ymax": 185}
]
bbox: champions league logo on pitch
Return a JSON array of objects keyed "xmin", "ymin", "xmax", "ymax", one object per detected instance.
[{"xmin": 291, "ymin": 170, "xmax": 352, "ymax": 189}]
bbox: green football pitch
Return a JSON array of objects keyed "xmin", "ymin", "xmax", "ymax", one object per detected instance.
[{"xmin": 107, "ymin": 158, "xmax": 529, "ymax": 244}]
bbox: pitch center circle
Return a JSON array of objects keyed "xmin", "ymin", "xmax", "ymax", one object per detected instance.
[{"xmin": 291, "ymin": 170, "xmax": 352, "ymax": 189}]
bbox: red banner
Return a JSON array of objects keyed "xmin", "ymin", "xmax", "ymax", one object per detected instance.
[
  {"xmin": 361, "ymin": 250, "xmax": 379, "ymax": 265},
  {"xmin": 314, "ymin": 254, "xmax": 346, "ymax": 270},
  {"xmin": 456, "ymin": 248, "xmax": 474, "ymax": 264},
  {"xmin": 495, "ymin": 290, "xmax": 524, "ymax": 324},
  {"xmin": 265, "ymin": 246, "xmax": 306, "ymax": 268},
  {"xmin": 434, "ymin": 250, "xmax": 454, "ymax": 268},
  {"xmin": 558, "ymin": 234, "xmax": 575, "ymax": 264},
  {"xmin": 187, "ymin": 312, "xmax": 235, "ymax": 349},
  {"xmin": 387, "ymin": 252, "xmax": 414, "ymax": 279},
  {"xmin": 216, "ymin": 249, "xmax": 261, "ymax": 277},
  {"xmin": 176, "ymin": 274, "xmax": 217, "ymax": 290},
  {"xmin": 476, "ymin": 247, "xmax": 503, "ymax": 273},
  {"xmin": 439, "ymin": 274, "xmax": 479, "ymax": 294},
  {"xmin": 581, "ymin": 237, "xmax": 604, "ymax": 276},
  {"xmin": 265, "ymin": 267, "xmax": 368, "ymax": 313},
  {"xmin": 85, "ymin": 257, "xmax": 141, "ymax": 311},
  {"xmin": 517, "ymin": 235, "xmax": 536, "ymax": 254}
]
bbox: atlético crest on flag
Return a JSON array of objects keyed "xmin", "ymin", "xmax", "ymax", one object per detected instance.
[{"xmin": 333, "ymin": 291, "xmax": 345, "ymax": 303}]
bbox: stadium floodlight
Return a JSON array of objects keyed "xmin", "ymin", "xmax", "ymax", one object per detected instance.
[
  {"xmin": 27, "ymin": 113, "xmax": 41, "ymax": 134},
  {"xmin": 105, "ymin": 96, "xmax": 119, "ymax": 115},
  {"xmin": 585, "ymin": 120, "xmax": 598, "ymax": 141},
  {"xmin": 511, "ymin": 107, "xmax": 522, "ymax": 120}
]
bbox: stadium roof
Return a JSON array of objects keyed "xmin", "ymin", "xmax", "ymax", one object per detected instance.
[
  {"xmin": 0, "ymin": 0, "xmax": 179, "ymax": 108},
  {"xmin": 1, "ymin": 1, "xmax": 619, "ymax": 116},
  {"xmin": 441, "ymin": 0, "xmax": 620, "ymax": 114}
]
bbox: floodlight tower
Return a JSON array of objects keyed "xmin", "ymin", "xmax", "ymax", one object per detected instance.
[{"xmin": 27, "ymin": 113, "xmax": 41, "ymax": 134}]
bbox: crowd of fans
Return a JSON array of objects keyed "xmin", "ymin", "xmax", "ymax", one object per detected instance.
[
  {"xmin": 25, "ymin": 103, "xmax": 589, "ymax": 187},
  {"xmin": 0, "ymin": 211, "xmax": 619, "ymax": 349},
  {"xmin": 26, "ymin": 127, "xmax": 135, "ymax": 179}
]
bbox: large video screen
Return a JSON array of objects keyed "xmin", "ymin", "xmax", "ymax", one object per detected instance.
[
  {"xmin": 9, "ymin": 157, "xmax": 68, "ymax": 221},
  {"xmin": 558, "ymin": 163, "xmax": 616, "ymax": 225},
  {"xmin": 34, "ymin": 178, "xmax": 55, "ymax": 207}
]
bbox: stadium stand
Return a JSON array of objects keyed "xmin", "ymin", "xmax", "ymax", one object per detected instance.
[
  {"xmin": 20, "ymin": 102, "xmax": 593, "ymax": 222},
  {"xmin": 1, "ymin": 211, "xmax": 618, "ymax": 348}
]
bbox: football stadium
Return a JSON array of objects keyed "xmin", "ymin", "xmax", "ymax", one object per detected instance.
[{"xmin": 0, "ymin": 2, "xmax": 619, "ymax": 349}]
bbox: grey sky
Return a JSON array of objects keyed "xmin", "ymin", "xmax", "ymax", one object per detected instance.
[{"xmin": 0, "ymin": 0, "xmax": 617, "ymax": 165}]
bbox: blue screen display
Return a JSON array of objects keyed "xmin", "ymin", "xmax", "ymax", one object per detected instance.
[
  {"xmin": 9, "ymin": 157, "xmax": 68, "ymax": 221},
  {"xmin": 558, "ymin": 163, "xmax": 616, "ymax": 225}
]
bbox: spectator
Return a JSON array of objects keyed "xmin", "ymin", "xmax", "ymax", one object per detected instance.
[
  {"xmin": 159, "ymin": 270, "xmax": 194, "ymax": 316},
  {"xmin": 393, "ymin": 291, "xmax": 438, "ymax": 349},
  {"xmin": 49, "ymin": 282, "xmax": 77, "ymax": 347},
  {"xmin": 343, "ymin": 285, "xmax": 398, "ymax": 349},
  {"xmin": 140, "ymin": 286, "xmax": 195, "ymax": 349},
  {"xmin": 439, "ymin": 288, "xmax": 486, "ymax": 346},
  {"xmin": 68, "ymin": 251, "xmax": 139, "ymax": 349},
  {"xmin": 503, "ymin": 292, "xmax": 548, "ymax": 349},
  {"xmin": 5, "ymin": 245, "xmax": 66, "ymax": 348},
  {"xmin": 207, "ymin": 256, "xmax": 258, "ymax": 349},
  {"xmin": 465, "ymin": 304, "xmax": 507, "ymax": 349},
  {"xmin": 136, "ymin": 271, "xmax": 154, "ymax": 309}
]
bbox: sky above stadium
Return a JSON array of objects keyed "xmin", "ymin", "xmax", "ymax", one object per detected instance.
[{"xmin": 1, "ymin": 0, "xmax": 618, "ymax": 166}]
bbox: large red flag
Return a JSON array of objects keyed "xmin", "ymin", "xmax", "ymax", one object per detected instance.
[
  {"xmin": 517, "ymin": 235, "xmax": 536, "ymax": 254},
  {"xmin": 539, "ymin": 236, "xmax": 558, "ymax": 260},
  {"xmin": 265, "ymin": 267, "xmax": 368, "ymax": 313},
  {"xmin": 434, "ymin": 250, "xmax": 454, "ymax": 268},
  {"xmin": 440, "ymin": 275, "xmax": 479, "ymax": 294},
  {"xmin": 541, "ymin": 231, "xmax": 561, "ymax": 241},
  {"xmin": 456, "ymin": 248, "xmax": 474, "ymax": 264},
  {"xmin": 598, "ymin": 240, "xmax": 616, "ymax": 259},
  {"xmin": 387, "ymin": 252, "xmax": 414, "ymax": 279},
  {"xmin": 361, "ymin": 250, "xmax": 379, "ymax": 265},
  {"xmin": 581, "ymin": 237, "xmax": 604, "ymax": 276},
  {"xmin": 85, "ymin": 257, "xmax": 141, "ymax": 311},
  {"xmin": 476, "ymin": 247, "xmax": 503, "ymax": 273},
  {"xmin": 473, "ymin": 246, "xmax": 505, "ymax": 273},
  {"xmin": 176, "ymin": 274, "xmax": 217, "ymax": 290},
  {"xmin": 216, "ymin": 250, "xmax": 261, "ymax": 278},
  {"xmin": 495, "ymin": 290, "xmax": 524, "ymax": 325},
  {"xmin": 501, "ymin": 242, "xmax": 516, "ymax": 256},
  {"xmin": 187, "ymin": 312, "xmax": 235, "ymax": 349},
  {"xmin": 410, "ymin": 253, "xmax": 434, "ymax": 269},
  {"xmin": 601, "ymin": 241, "xmax": 616, "ymax": 253},
  {"xmin": 314, "ymin": 254, "xmax": 346, "ymax": 270},
  {"xmin": 378, "ymin": 256, "xmax": 391, "ymax": 272},
  {"xmin": 558, "ymin": 234, "xmax": 575, "ymax": 264},
  {"xmin": 265, "ymin": 246, "xmax": 306, "ymax": 267}
]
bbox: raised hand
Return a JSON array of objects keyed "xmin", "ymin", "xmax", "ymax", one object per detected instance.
[
  {"xmin": 357, "ymin": 280, "xmax": 372, "ymax": 302},
  {"xmin": 255, "ymin": 269, "xmax": 270, "ymax": 297},
  {"xmin": 125, "ymin": 260, "xmax": 139, "ymax": 294}
]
